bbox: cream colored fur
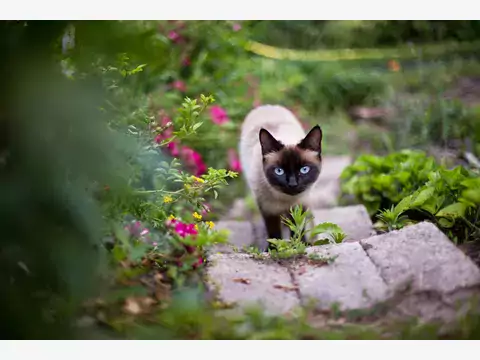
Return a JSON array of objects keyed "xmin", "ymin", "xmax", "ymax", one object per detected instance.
[{"xmin": 239, "ymin": 105, "xmax": 315, "ymax": 216}]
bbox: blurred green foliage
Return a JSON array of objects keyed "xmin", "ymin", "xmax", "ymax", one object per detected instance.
[
  {"xmin": 0, "ymin": 20, "xmax": 133, "ymax": 339},
  {"xmin": 2, "ymin": 20, "xmax": 480, "ymax": 340},
  {"xmin": 251, "ymin": 20, "xmax": 480, "ymax": 50}
]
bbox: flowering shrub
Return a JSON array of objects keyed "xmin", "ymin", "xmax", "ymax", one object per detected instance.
[{"xmin": 102, "ymin": 92, "xmax": 238, "ymax": 289}]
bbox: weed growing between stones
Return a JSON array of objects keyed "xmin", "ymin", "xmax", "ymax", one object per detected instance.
[{"xmin": 243, "ymin": 205, "xmax": 346, "ymax": 262}]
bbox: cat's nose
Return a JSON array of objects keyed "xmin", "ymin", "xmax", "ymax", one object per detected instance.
[{"xmin": 287, "ymin": 177, "xmax": 298, "ymax": 188}]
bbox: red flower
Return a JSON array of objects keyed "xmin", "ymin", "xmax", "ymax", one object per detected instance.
[{"xmin": 209, "ymin": 105, "xmax": 229, "ymax": 125}]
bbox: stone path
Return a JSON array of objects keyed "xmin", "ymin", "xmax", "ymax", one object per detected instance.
[{"xmin": 206, "ymin": 156, "xmax": 480, "ymax": 324}]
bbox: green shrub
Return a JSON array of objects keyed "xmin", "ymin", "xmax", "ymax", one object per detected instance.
[
  {"xmin": 340, "ymin": 150, "xmax": 437, "ymax": 215},
  {"xmin": 340, "ymin": 150, "xmax": 480, "ymax": 243},
  {"xmin": 289, "ymin": 64, "xmax": 387, "ymax": 114}
]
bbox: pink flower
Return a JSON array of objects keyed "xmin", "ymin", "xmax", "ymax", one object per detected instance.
[
  {"xmin": 209, "ymin": 105, "xmax": 229, "ymax": 125},
  {"xmin": 180, "ymin": 146, "xmax": 195, "ymax": 165},
  {"xmin": 172, "ymin": 80, "xmax": 186, "ymax": 92},
  {"xmin": 228, "ymin": 149, "xmax": 242, "ymax": 172},
  {"xmin": 167, "ymin": 141, "xmax": 180, "ymax": 157},
  {"xmin": 168, "ymin": 31, "xmax": 182, "ymax": 43},
  {"xmin": 152, "ymin": 242, "xmax": 158, "ymax": 247},
  {"xmin": 174, "ymin": 222, "xmax": 198, "ymax": 238},
  {"xmin": 181, "ymin": 146, "xmax": 207, "ymax": 176},
  {"xmin": 232, "ymin": 23, "xmax": 242, "ymax": 32},
  {"xmin": 125, "ymin": 221, "xmax": 150, "ymax": 239},
  {"xmin": 191, "ymin": 151, "xmax": 207, "ymax": 176}
]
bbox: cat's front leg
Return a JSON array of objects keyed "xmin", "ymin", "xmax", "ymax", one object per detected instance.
[{"xmin": 262, "ymin": 212, "xmax": 282, "ymax": 251}]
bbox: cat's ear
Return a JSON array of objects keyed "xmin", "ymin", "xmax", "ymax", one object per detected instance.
[
  {"xmin": 259, "ymin": 128, "xmax": 284, "ymax": 155},
  {"xmin": 298, "ymin": 125, "xmax": 322, "ymax": 153}
]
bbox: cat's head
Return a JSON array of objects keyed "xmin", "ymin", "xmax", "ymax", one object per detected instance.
[{"xmin": 259, "ymin": 125, "xmax": 323, "ymax": 196}]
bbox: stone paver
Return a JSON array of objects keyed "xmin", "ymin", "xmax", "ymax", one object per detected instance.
[
  {"xmin": 294, "ymin": 242, "xmax": 389, "ymax": 310},
  {"xmin": 306, "ymin": 155, "xmax": 351, "ymax": 209},
  {"xmin": 210, "ymin": 221, "xmax": 255, "ymax": 254},
  {"xmin": 224, "ymin": 198, "xmax": 253, "ymax": 221},
  {"xmin": 360, "ymin": 222, "xmax": 480, "ymax": 293},
  {"xmin": 360, "ymin": 222, "xmax": 480, "ymax": 322},
  {"xmin": 251, "ymin": 219, "xmax": 271, "ymax": 252},
  {"xmin": 312, "ymin": 205, "xmax": 375, "ymax": 242},
  {"xmin": 320, "ymin": 156, "xmax": 352, "ymax": 181},
  {"xmin": 207, "ymin": 220, "xmax": 480, "ymax": 322},
  {"xmin": 306, "ymin": 179, "xmax": 341, "ymax": 209},
  {"xmin": 206, "ymin": 253, "xmax": 300, "ymax": 315}
]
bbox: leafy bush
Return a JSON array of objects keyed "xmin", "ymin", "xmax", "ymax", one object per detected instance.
[
  {"xmin": 377, "ymin": 167, "xmax": 480, "ymax": 243},
  {"xmin": 289, "ymin": 64, "xmax": 388, "ymax": 114},
  {"xmin": 340, "ymin": 150, "xmax": 480, "ymax": 243},
  {"xmin": 340, "ymin": 150, "xmax": 437, "ymax": 215},
  {"xmin": 251, "ymin": 21, "xmax": 480, "ymax": 51}
]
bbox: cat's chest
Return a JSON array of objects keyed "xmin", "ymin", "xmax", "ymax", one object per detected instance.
[{"xmin": 256, "ymin": 186, "xmax": 304, "ymax": 215}]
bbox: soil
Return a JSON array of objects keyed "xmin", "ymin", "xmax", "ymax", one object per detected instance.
[{"xmin": 459, "ymin": 241, "xmax": 480, "ymax": 268}]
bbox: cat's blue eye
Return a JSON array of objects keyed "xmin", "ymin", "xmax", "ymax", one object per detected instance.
[
  {"xmin": 300, "ymin": 166, "xmax": 310, "ymax": 174},
  {"xmin": 274, "ymin": 167, "xmax": 284, "ymax": 176}
]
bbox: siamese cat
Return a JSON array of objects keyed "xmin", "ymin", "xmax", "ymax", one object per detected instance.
[{"xmin": 239, "ymin": 105, "xmax": 323, "ymax": 249}]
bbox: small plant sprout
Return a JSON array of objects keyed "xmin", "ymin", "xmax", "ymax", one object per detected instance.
[
  {"xmin": 266, "ymin": 205, "xmax": 346, "ymax": 260},
  {"xmin": 375, "ymin": 205, "xmax": 410, "ymax": 232}
]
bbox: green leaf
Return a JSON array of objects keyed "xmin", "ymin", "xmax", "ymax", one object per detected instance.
[
  {"xmin": 310, "ymin": 222, "xmax": 346, "ymax": 244},
  {"xmin": 112, "ymin": 244, "xmax": 127, "ymax": 262},
  {"xmin": 129, "ymin": 243, "xmax": 151, "ymax": 263},
  {"xmin": 411, "ymin": 187, "xmax": 435, "ymax": 207},
  {"xmin": 192, "ymin": 122, "xmax": 203, "ymax": 131},
  {"xmin": 310, "ymin": 222, "xmax": 344, "ymax": 237},
  {"xmin": 130, "ymin": 64, "xmax": 147, "ymax": 74},
  {"xmin": 436, "ymin": 202, "xmax": 467, "ymax": 219}
]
